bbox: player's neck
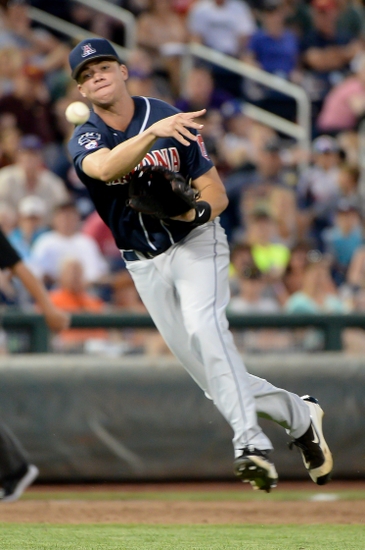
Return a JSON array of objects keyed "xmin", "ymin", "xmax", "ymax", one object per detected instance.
[{"xmin": 93, "ymin": 95, "xmax": 135, "ymax": 132}]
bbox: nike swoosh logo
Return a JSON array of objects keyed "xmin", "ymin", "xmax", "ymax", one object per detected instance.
[{"xmin": 198, "ymin": 210, "xmax": 205, "ymax": 217}]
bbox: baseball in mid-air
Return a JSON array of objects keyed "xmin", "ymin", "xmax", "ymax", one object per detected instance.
[{"xmin": 65, "ymin": 101, "xmax": 90, "ymax": 125}]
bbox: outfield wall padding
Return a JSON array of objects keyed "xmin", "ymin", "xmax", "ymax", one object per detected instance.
[{"xmin": 0, "ymin": 353, "xmax": 364, "ymax": 481}]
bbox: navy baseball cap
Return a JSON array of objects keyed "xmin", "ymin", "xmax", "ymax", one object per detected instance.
[{"xmin": 69, "ymin": 38, "xmax": 121, "ymax": 80}]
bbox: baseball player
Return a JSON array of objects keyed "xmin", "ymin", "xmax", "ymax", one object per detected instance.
[
  {"xmin": 0, "ymin": 227, "xmax": 69, "ymax": 502},
  {"xmin": 68, "ymin": 38, "xmax": 333, "ymax": 492}
]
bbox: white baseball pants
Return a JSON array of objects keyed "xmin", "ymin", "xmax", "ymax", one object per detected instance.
[{"xmin": 125, "ymin": 220, "xmax": 310, "ymax": 457}]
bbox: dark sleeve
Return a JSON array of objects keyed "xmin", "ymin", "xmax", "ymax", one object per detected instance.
[
  {"xmin": 68, "ymin": 121, "xmax": 109, "ymax": 174},
  {"xmin": 0, "ymin": 229, "xmax": 21, "ymax": 269}
]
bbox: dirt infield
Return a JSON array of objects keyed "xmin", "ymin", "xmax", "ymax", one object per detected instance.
[
  {"xmin": 0, "ymin": 499, "xmax": 364, "ymax": 524},
  {"xmin": 0, "ymin": 482, "xmax": 364, "ymax": 524}
]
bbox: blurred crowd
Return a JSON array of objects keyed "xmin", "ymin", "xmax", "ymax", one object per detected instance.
[{"xmin": 1, "ymin": 0, "xmax": 365, "ymax": 354}]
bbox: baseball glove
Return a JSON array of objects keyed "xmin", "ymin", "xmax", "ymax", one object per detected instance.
[{"xmin": 127, "ymin": 166, "xmax": 199, "ymax": 219}]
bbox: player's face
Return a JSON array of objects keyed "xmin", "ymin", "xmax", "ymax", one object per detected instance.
[{"xmin": 77, "ymin": 60, "xmax": 128, "ymax": 107}]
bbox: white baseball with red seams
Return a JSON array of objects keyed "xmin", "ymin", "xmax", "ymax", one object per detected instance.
[{"xmin": 65, "ymin": 102, "xmax": 90, "ymax": 125}]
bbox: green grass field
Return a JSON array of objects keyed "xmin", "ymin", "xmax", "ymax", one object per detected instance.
[
  {"xmin": 0, "ymin": 524, "xmax": 364, "ymax": 550},
  {"xmin": 1, "ymin": 487, "xmax": 364, "ymax": 550}
]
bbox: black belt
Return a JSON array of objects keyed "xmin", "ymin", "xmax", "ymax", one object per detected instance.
[
  {"xmin": 123, "ymin": 251, "xmax": 156, "ymax": 262},
  {"xmin": 123, "ymin": 251, "xmax": 142, "ymax": 261}
]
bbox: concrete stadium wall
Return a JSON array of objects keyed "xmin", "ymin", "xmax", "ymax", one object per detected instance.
[{"xmin": 0, "ymin": 353, "xmax": 364, "ymax": 481}]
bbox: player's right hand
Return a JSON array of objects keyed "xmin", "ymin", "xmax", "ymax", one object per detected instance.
[{"xmin": 149, "ymin": 109, "xmax": 206, "ymax": 146}]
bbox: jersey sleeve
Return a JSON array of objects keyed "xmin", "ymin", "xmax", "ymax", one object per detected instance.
[
  {"xmin": 0, "ymin": 228, "xmax": 21, "ymax": 269},
  {"xmin": 67, "ymin": 120, "xmax": 109, "ymax": 174}
]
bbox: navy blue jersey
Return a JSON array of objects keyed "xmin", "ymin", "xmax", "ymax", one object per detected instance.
[{"xmin": 68, "ymin": 96, "xmax": 213, "ymax": 256}]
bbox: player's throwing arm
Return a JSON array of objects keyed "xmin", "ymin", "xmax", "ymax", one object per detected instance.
[{"xmin": 82, "ymin": 109, "xmax": 206, "ymax": 181}]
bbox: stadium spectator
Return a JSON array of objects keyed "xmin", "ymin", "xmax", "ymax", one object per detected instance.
[
  {"xmin": 0, "ymin": 46, "xmax": 22, "ymax": 98},
  {"xmin": 283, "ymin": 251, "xmax": 347, "ymax": 352},
  {"xmin": 29, "ymin": 201, "xmax": 109, "ymax": 287},
  {"xmin": 300, "ymin": 0, "xmax": 362, "ymax": 124},
  {"xmin": 317, "ymin": 54, "xmax": 365, "ymax": 133},
  {"xmin": 0, "ymin": 0, "xmax": 69, "ymax": 86},
  {"xmin": 0, "ymin": 127, "xmax": 21, "ymax": 169},
  {"xmin": 218, "ymin": 100, "xmax": 255, "ymax": 171},
  {"xmin": 296, "ymin": 134, "xmax": 341, "ymax": 249},
  {"xmin": 322, "ymin": 199, "xmax": 363, "ymax": 286},
  {"xmin": 240, "ymin": 138, "xmax": 298, "ymax": 245},
  {"xmin": 227, "ymin": 263, "xmax": 292, "ymax": 352},
  {"xmin": 273, "ymin": 241, "xmax": 313, "ymax": 306},
  {"xmin": 188, "ymin": 0, "xmax": 255, "ymax": 57},
  {"xmin": 69, "ymin": 3, "xmax": 115, "ymax": 43},
  {"xmin": 337, "ymin": 163, "xmax": 361, "ymax": 210},
  {"xmin": 135, "ymin": 0, "xmax": 188, "ymax": 95},
  {"xmin": 335, "ymin": 0, "xmax": 365, "ymax": 39},
  {"xmin": 126, "ymin": 48, "xmax": 172, "ymax": 102},
  {"xmin": 82, "ymin": 210, "xmax": 125, "ymax": 273},
  {"xmin": 345, "ymin": 243, "xmax": 365, "ymax": 292},
  {"xmin": 336, "ymin": 130, "xmax": 359, "ymax": 167},
  {"xmin": 187, "ymin": 0, "xmax": 256, "ymax": 94},
  {"xmin": 111, "ymin": 270, "xmax": 170, "ymax": 356},
  {"xmin": 285, "ymin": 255, "xmax": 345, "ymax": 313},
  {"xmin": 244, "ymin": 207, "xmax": 291, "ymax": 279},
  {"xmin": 284, "ymin": 254, "xmax": 347, "ymax": 349},
  {"xmin": 287, "ymin": 0, "xmax": 365, "ymax": 41},
  {"xmin": 0, "ymin": 201, "xmax": 17, "ymax": 235},
  {"xmin": 8, "ymin": 195, "xmax": 47, "ymax": 262},
  {"xmin": 221, "ymin": 135, "xmax": 297, "ymax": 243},
  {"xmin": 228, "ymin": 264, "xmax": 281, "ymax": 314},
  {"xmin": 243, "ymin": 0, "xmax": 299, "ymax": 121},
  {"xmin": 229, "ymin": 241, "xmax": 255, "ymax": 296},
  {"xmin": 176, "ymin": 80, "xmax": 229, "ymax": 163},
  {"xmin": 284, "ymin": 0, "xmax": 314, "ymax": 38},
  {"xmin": 175, "ymin": 66, "xmax": 233, "ymax": 113},
  {"xmin": 118, "ymin": 0, "xmax": 150, "ymax": 17},
  {"xmin": 49, "ymin": 257, "xmax": 108, "ymax": 353},
  {"xmin": 51, "ymin": 86, "xmax": 96, "ymax": 217},
  {"xmin": 0, "ymin": 68, "xmax": 57, "ymax": 149},
  {"xmin": 0, "ymin": 135, "xmax": 69, "ymax": 223}
]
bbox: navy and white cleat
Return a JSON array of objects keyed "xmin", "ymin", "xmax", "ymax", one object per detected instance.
[
  {"xmin": 290, "ymin": 395, "xmax": 333, "ymax": 485},
  {"xmin": 234, "ymin": 446, "xmax": 278, "ymax": 493}
]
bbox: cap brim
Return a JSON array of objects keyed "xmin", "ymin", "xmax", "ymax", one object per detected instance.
[{"xmin": 72, "ymin": 55, "xmax": 120, "ymax": 80}]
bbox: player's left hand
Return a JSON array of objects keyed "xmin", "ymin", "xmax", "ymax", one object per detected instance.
[{"xmin": 44, "ymin": 307, "xmax": 70, "ymax": 332}]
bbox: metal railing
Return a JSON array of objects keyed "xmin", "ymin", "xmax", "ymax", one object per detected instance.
[{"xmin": 3, "ymin": 311, "xmax": 365, "ymax": 353}]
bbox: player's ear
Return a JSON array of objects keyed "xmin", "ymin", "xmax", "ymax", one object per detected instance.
[
  {"xmin": 120, "ymin": 64, "xmax": 129, "ymax": 81},
  {"xmin": 77, "ymin": 84, "xmax": 87, "ymax": 98}
]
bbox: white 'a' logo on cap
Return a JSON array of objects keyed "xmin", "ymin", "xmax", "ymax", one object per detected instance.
[{"xmin": 81, "ymin": 44, "xmax": 97, "ymax": 58}]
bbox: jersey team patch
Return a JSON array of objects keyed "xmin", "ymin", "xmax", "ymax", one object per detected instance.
[
  {"xmin": 197, "ymin": 133, "xmax": 210, "ymax": 160},
  {"xmin": 78, "ymin": 132, "xmax": 102, "ymax": 149}
]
